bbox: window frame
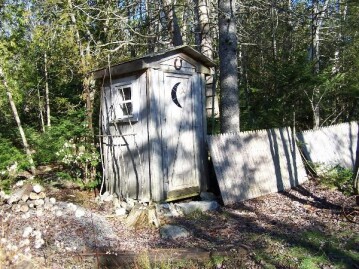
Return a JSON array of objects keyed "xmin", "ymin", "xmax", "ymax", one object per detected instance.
[{"xmin": 109, "ymin": 76, "xmax": 139, "ymax": 123}]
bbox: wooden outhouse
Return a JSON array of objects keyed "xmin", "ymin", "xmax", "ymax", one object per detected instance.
[{"xmin": 93, "ymin": 46, "xmax": 215, "ymax": 202}]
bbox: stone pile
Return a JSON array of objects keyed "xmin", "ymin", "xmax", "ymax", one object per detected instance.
[
  {"xmin": 98, "ymin": 191, "xmax": 220, "ymax": 219},
  {"xmin": 96, "ymin": 191, "xmax": 140, "ymax": 217},
  {"xmin": 1, "ymin": 182, "xmax": 57, "ymax": 215},
  {"xmin": 96, "ymin": 190, "xmax": 220, "ymax": 239}
]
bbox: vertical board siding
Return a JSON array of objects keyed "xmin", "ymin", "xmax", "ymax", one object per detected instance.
[
  {"xmin": 98, "ymin": 48, "xmax": 213, "ymax": 202},
  {"xmin": 161, "ymin": 71, "xmax": 200, "ymax": 197},
  {"xmin": 149, "ymin": 69, "xmax": 164, "ymax": 201},
  {"xmin": 208, "ymin": 128, "xmax": 308, "ymax": 205},
  {"xmin": 101, "ymin": 72, "xmax": 150, "ymax": 200},
  {"xmin": 297, "ymin": 121, "xmax": 359, "ymax": 170}
]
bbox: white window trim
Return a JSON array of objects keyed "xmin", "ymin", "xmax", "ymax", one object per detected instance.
[{"xmin": 109, "ymin": 76, "xmax": 139, "ymax": 123}]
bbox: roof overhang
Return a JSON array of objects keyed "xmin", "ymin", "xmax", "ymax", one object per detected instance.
[{"xmin": 92, "ymin": 45, "xmax": 215, "ymax": 80}]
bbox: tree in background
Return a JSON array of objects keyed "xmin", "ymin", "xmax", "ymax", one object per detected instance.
[
  {"xmin": 218, "ymin": 0, "xmax": 240, "ymax": 133},
  {"xmin": 0, "ymin": 0, "xmax": 358, "ymax": 185},
  {"xmin": 0, "ymin": 0, "xmax": 36, "ymax": 175}
]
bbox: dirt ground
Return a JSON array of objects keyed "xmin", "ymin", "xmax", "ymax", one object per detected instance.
[{"xmin": 0, "ymin": 178, "xmax": 358, "ymax": 269}]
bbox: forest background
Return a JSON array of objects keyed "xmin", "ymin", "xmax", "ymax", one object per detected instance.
[{"xmin": 0, "ymin": 0, "xmax": 358, "ymax": 186}]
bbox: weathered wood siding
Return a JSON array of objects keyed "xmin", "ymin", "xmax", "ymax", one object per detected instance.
[
  {"xmin": 148, "ymin": 61, "xmax": 205, "ymax": 201},
  {"xmin": 97, "ymin": 47, "xmax": 213, "ymax": 202},
  {"xmin": 208, "ymin": 128, "xmax": 307, "ymax": 205},
  {"xmin": 297, "ymin": 121, "xmax": 359, "ymax": 170},
  {"xmin": 101, "ymin": 72, "xmax": 150, "ymax": 200},
  {"xmin": 148, "ymin": 68, "xmax": 165, "ymax": 201}
]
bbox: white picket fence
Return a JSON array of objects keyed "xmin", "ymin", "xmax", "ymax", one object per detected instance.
[
  {"xmin": 208, "ymin": 122, "xmax": 358, "ymax": 205},
  {"xmin": 208, "ymin": 127, "xmax": 308, "ymax": 205},
  {"xmin": 297, "ymin": 121, "xmax": 358, "ymax": 170}
]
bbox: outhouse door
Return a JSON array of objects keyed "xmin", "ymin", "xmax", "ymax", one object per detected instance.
[{"xmin": 162, "ymin": 73, "xmax": 199, "ymax": 197}]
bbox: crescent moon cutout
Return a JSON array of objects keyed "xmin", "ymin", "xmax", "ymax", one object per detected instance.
[{"xmin": 171, "ymin": 82, "xmax": 182, "ymax": 108}]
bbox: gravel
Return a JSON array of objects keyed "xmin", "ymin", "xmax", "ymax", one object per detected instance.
[{"xmin": 0, "ymin": 178, "xmax": 358, "ymax": 268}]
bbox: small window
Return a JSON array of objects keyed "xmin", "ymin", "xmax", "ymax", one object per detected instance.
[
  {"xmin": 119, "ymin": 87, "xmax": 133, "ymax": 116},
  {"xmin": 109, "ymin": 80, "xmax": 138, "ymax": 123},
  {"xmin": 106, "ymin": 76, "xmax": 138, "ymax": 124}
]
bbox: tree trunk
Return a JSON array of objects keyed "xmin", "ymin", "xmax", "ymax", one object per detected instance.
[
  {"xmin": 37, "ymin": 87, "xmax": 45, "ymax": 133},
  {"xmin": 0, "ymin": 66, "xmax": 36, "ymax": 175},
  {"xmin": 353, "ymin": 124, "xmax": 359, "ymax": 195},
  {"xmin": 84, "ymin": 74, "xmax": 94, "ymax": 136},
  {"xmin": 145, "ymin": 0, "xmax": 156, "ymax": 53},
  {"xmin": 311, "ymin": 0, "xmax": 329, "ymax": 129},
  {"xmin": 44, "ymin": 52, "xmax": 51, "ymax": 127},
  {"xmin": 332, "ymin": 1, "xmax": 347, "ymax": 74},
  {"xmin": 218, "ymin": 0, "xmax": 240, "ymax": 133},
  {"xmin": 198, "ymin": 0, "xmax": 213, "ymax": 59},
  {"xmin": 67, "ymin": 0, "xmax": 94, "ymax": 135},
  {"xmin": 163, "ymin": 0, "xmax": 183, "ymax": 47},
  {"xmin": 194, "ymin": 0, "xmax": 201, "ymax": 51},
  {"xmin": 271, "ymin": 3, "xmax": 278, "ymax": 93}
]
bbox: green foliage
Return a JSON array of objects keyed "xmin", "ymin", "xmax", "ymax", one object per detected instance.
[
  {"xmin": 207, "ymin": 117, "xmax": 220, "ymax": 135},
  {"xmin": 56, "ymin": 138, "xmax": 99, "ymax": 183},
  {"xmin": 55, "ymin": 171, "xmax": 73, "ymax": 181},
  {"xmin": 317, "ymin": 164, "xmax": 354, "ymax": 196},
  {"xmin": 0, "ymin": 177, "xmax": 14, "ymax": 193},
  {"xmin": 26, "ymin": 109, "xmax": 99, "ymax": 185},
  {"xmin": 29, "ymin": 110, "xmax": 89, "ymax": 165},
  {"xmin": 0, "ymin": 137, "xmax": 29, "ymax": 191},
  {"xmin": 0, "ymin": 137, "xmax": 28, "ymax": 172},
  {"xmin": 55, "ymin": 171, "xmax": 100, "ymax": 190}
]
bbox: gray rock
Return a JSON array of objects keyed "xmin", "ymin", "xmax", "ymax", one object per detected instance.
[
  {"xmin": 156, "ymin": 203, "xmax": 176, "ymax": 218},
  {"xmin": 19, "ymin": 204, "xmax": 29, "ymax": 213},
  {"xmin": 112, "ymin": 197, "xmax": 120, "ymax": 207},
  {"xmin": 44, "ymin": 202, "xmax": 53, "ymax": 210},
  {"xmin": 11, "ymin": 204, "xmax": 20, "ymax": 212},
  {"xmin": 15, "ymin": 180, "xmax": 25, "ymax": 187},
  {"xmin": 101, "ymin": 191, "xmax": 113, "ymax": 202},
  {"xmin": 176, "ymin": 201, "xmax": 219, "ymax": 215},
  {"xmin": 29, "ymin": 192, "xmax": 40, "ymax": 200},
  {"xmin": 115, "ymin": 208, "xmax": 127, "ymax": 216},
  {"xmin": 55, "ymin": 210, "xmax": 63, "ymax": 217},
  {"xmin": 36, "ymin": 209, "xmax": 44, "ymax": 217},
  {"xmin": 33, "ymin": 184, "xmax": 42, "ymax": 194},
  {"xmin": 75, "ymin": 208, "xmax": 86, "ymax": 218},
  {"xmin": 126, "ymin": 198, "xmax": 136, "ymax": 208},
  {"xmin": 104, "ymin": 194, "xmax": 113, "ymax": 202},
  {"xmin": 121, "ymin": 201, "xmax": 135, "ymax": 212},
  {"xmin": 168, "ymin": 203, "xmax": 182, "ymax": 217},
  {"xmin": 7, "ymin": 184, "xmax": 33, "ymax": 204},
  {"xmin": 34, "ymin": 199, "xmax": 45, "ymax": 206},
  {"xmin": 21, "ymin": 212, "xmax": 31, "ymax": 219},
  {"xmin": 38, "ymin": 192, "xmax": 46, "ymax": 199},
  {"xmin": 0, "ymin": 190, "xmax": 9, "ymax": 201},
  {"xmin": 67, "ymin": 203, "xmax": 77, "ymax": 211},
  {"xmin": 160, "ymin": 225, "xmax": 190, "ymax": 240},
  {"xmin": 21, "ymin": 194, "xmax": 29, "ymax": 202},
  {"xmin": 120, "ymin": 201, "xmax": 128, "ymax": 209},
  {"xmin": 22, "ymin": 226, "xmax": 33, "ymax": 238}
]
